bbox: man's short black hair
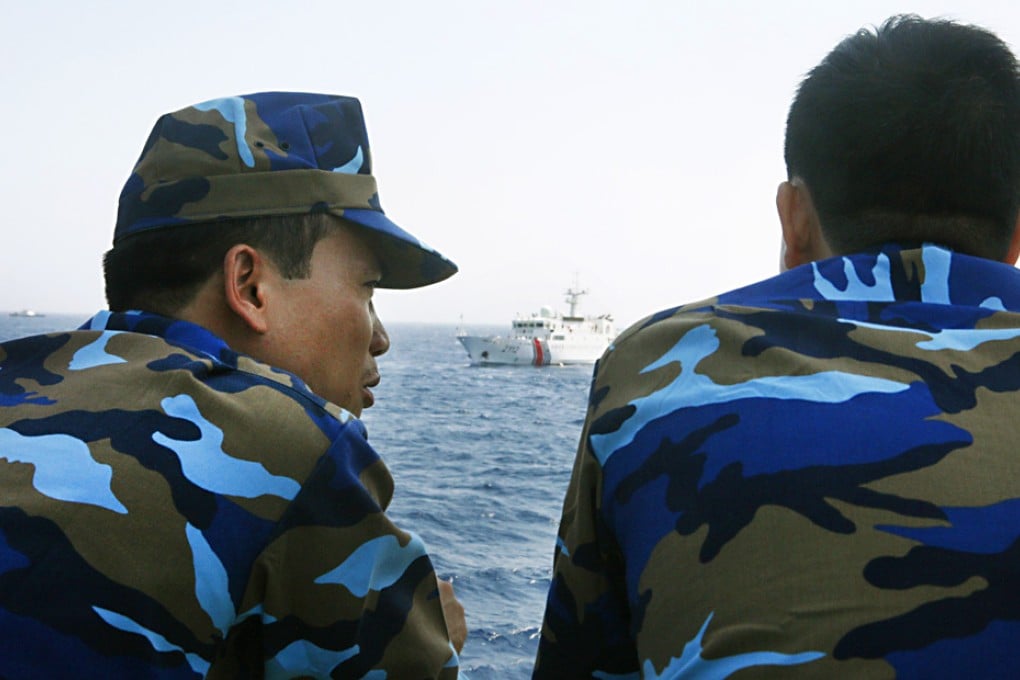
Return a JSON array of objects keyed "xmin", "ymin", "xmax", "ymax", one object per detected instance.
[
  {"xmin": 784, "ymin": 14, "xmax": 1020, "ymax": 260},
  {"xmin": 103, "ymin": 213, "xmax": 336, "ymax": 315}
]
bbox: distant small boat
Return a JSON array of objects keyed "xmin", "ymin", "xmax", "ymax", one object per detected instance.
[
  {"xmin": 10, "ymin": 309, "xmax": 44, "ymax": 318},
  {"xmin": 458, "ymin": 284, "xmax": 615, "ymax": 366}
]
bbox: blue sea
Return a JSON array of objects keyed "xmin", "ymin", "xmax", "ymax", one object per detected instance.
[{"xmin": 0, "ymin": 314, "xmax": 592, "ymax": 678}]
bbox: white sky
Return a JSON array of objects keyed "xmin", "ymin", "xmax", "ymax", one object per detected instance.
[{"xmin": 3, "ymin": 1, "xmax": 1020, "ymax": 330}]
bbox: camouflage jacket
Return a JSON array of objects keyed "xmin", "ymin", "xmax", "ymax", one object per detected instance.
[
  {"xmin": 536, "ymin": 243, "xmax": 1020, "ymax": 678},
  {"xmin": 0, "ymin": 311, "xmax": 458, "ymax": 678}
]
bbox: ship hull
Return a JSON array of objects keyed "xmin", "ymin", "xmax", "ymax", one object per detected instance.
[{"xmin": 457, "ymin": 334, "xmax": 607, "ymax": 366}]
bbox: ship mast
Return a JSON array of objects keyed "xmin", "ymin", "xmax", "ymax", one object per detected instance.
[{"xmin": 564, "ymin": 276, "xmax": 588, "ymax": 317}]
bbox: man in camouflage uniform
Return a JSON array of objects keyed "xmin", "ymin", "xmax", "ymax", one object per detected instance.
[
  {"xmin": 536, "ymin": 16, "xmax": 1020, "ymax": 678},
  {"xmin": 0, "ymin": 92, "xmax": 465, "ymax": 677}
]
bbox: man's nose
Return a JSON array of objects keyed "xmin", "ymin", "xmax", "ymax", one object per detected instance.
[{"xmin": 370, "ymin": 304, "xmax": 390, "ymax": 356}]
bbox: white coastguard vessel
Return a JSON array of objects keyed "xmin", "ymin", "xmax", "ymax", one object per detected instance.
[{"xmin": 458, "ymin": 285, "xmax": 615, "ymax": 366}]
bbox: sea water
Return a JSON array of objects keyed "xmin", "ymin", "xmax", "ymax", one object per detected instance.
[
  {"xmin": 0, "ymin": 315, "xmax": 591, "ymax": 677},
  {"xmin": 366, "ymin": 323, "xmax": 590, "ymax": 677}
]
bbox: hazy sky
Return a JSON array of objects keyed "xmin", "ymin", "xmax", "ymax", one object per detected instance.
[{"xmin": 4, "ymin": 1, "xmax": 1020, "ymax": 330}]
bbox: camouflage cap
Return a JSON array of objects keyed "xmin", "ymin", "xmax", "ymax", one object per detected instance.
[{"xmin": 114, "ymin": 92, "xmax": 457, "ymax": 289}]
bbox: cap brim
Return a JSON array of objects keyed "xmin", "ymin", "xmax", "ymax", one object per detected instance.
[{"xmin": 337, "ymin": 208, "xmax": 458, "ymax": 289}]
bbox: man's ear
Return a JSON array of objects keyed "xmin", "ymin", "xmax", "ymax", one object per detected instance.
[
  {"xmin": 222, "ymin": 244, "xmax": 271, "ymax": 334},
  {"xmin": 776, "ymin": 178, "xmax": 829, "ymax": 270},
  {"xmin": 1003, "ymin": 214, "xmax": 1020, "ymax": 265}
]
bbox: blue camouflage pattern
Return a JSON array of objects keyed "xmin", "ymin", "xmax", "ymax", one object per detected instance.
[
  {"xmin": 535, "ymin": 243, "xmax": 1020, "ymax": 678},
  {"xmin": 0, "ymin": 311, "xmax": 459, "ymax": 678},
  {"xmin": 115, "ymin": 92, "xmax": 457, "ymax": 289}
]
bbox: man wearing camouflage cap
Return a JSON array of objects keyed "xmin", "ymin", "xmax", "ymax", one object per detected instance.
[{"xmin": 0, "ymin": 92, "xmax": 465, "ymax": 677}]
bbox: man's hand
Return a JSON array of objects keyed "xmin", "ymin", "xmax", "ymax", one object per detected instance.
[{"xmin": 438, "ymin": 578, "xmax": 467, "ymax": 653}]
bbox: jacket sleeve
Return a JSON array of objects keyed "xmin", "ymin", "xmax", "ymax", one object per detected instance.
[
  {"xmin": 534, "ymin": 357, "xmax": 639, "ymax": 677},
  {"xmin": 210, "ymin": 424, "xmax": 459, "ymax": 679}
]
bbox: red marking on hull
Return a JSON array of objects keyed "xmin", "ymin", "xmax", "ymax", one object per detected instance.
[{"xmin": 533, "ymin": 338, "xmax": 544, "ymax": 366}]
